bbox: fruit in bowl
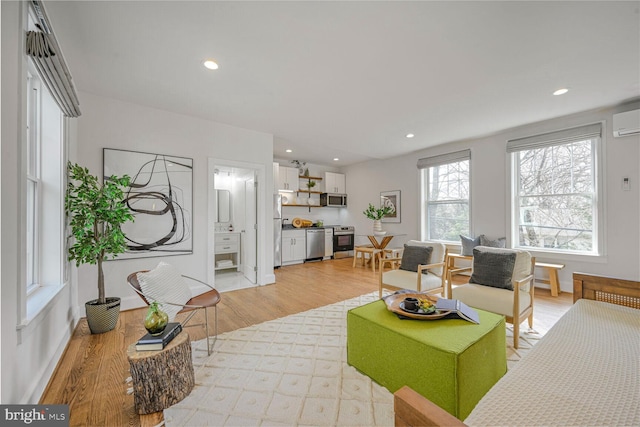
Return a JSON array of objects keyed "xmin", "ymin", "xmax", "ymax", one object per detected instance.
[{"xmin": 418, "ymin": 297, "xmax": 437, "ymax": 314}]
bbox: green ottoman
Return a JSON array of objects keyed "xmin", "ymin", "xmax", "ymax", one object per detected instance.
[{"xmin": 347, "ymin": 299, "xmax": 506, "ymax": 420}]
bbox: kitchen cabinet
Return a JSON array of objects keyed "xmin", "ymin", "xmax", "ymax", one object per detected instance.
[
  {"xmin": 278, "ymin": 166, "xmax": 299, "ymax": 192},
  {"xmin": 324, "ymin": 172, "xmax": 346, "ymax": 194},
  {"xmin": 282, "ymin": 229, "xmax": 306, "ymax": 265},
  {"xmin": 214, "ymin": 233, "xmax": 240, "ymax": 271},
  {"xmin": 324, "ymin": 228, "xmax": 333, "ymax": 259}
]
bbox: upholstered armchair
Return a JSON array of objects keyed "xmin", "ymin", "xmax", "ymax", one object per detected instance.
[
  {"xmin": 379, "ymin": 240, "xmax": 448, "ymax": 298},
  {"xmin": 447, "ymin": 246, "xmax": 535, "ymax": 349}
]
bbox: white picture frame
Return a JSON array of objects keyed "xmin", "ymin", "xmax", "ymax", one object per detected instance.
[{"xmin": 381, "ymin": 190, "xmax": 401, "ymax": 223}]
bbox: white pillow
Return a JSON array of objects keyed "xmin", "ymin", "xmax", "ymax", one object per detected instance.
[{"xmin": 137, "ymin": 262, "xmax": 192, "ymax": 321}]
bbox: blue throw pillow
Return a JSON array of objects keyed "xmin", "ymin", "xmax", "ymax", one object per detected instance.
[{"xmin": 460, "ymin": 235, "xmax": 482, "ymax": 256}]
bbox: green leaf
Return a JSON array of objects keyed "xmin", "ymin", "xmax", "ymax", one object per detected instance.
[{"xmin": 65, "ymin": 162, "xmax": 134, "ymax": 299}]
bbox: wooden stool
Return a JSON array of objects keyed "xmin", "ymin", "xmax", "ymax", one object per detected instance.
[
  {"xmin": 353, "ymin": 246, "xmax": 382, "ymax": 273},
  {"xmin": 535, "ymin": 262, "xmax": 565, "ymax": 296},
  {"xmin": 383, "ymin": 247, "xmax": 404, "ymax": 268},
  {"xmin": 127, "ymin": 331, "xmax": 195, "ymax": 414}
]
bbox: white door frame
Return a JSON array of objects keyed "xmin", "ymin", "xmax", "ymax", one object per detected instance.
[
  {"xmin": 243, "ymin": 174, "xmax": 258, "ymax": 283},
  {"xmin": 208, "ymin": 158, "xmax": 267, "ymax": 289}
]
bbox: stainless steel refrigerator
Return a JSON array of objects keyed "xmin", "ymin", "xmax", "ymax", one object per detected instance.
[{"xmin": 273, "ymin": 194, "xmax": 282, "ymax": 267}]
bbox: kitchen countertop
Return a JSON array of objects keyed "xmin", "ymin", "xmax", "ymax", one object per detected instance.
[{"xmin": 282, "ymin": 224, "xmax": 325, "ymax": 230}]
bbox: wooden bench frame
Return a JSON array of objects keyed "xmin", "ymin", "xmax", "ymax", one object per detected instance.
[
  {"xmin": 535, "ymin": 262, "xmax": 565, "ymax": 296},
  {"xmin": 393, "ymin": 272, "xmax": 640, "ymax": 426}
]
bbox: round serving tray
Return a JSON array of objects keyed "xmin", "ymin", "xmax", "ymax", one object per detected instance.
[{"xmin": 384, "ymin": 293, "xmax": 452, "ymax": 320}]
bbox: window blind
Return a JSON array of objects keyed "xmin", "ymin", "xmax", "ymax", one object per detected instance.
[
  {"xmin": 506, "ymin": 123, "xmax": 601, "ymax": 153},
  {"xmin": 416, "ymin": 149, "xmax": 470, "ymax": 169},
  {"xmin": 25, "ymin": 0, "xmax": 81, "ymax": 118}
]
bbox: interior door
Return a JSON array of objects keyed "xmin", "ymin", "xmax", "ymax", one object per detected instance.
[{"xmin": 243, "ymin": 175, "xmax": 257, "ymax": 283}]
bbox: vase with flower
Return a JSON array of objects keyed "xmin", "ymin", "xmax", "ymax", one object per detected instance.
[{"xmin": 363, "ymin": 203, "xmax": 395, "ymax": 235}]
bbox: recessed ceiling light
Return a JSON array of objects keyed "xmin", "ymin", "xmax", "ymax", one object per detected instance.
[
  {"xmin": 553, "ymin": 88, "xmax": 569, "ymax": 96},
  {"xmin": 406, "ymin": 133, "xmax": 415, "ymax": 138},
  {"xmin": 333, "ymin": 158, "xmax": 339, "ymax": 161},
  {"xmin": 203, "ymin": 59, "xmax": 219, "ymax": 70},
  {"xmin": 285, "ymin": 149, "xmax": 292, "ymax": 153}
]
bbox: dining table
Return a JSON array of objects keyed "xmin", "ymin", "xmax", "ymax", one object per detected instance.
[
  {"xmin": 364, "ymin": 234, "xmax": 405, "ymax": 250},
  {"xmin": 356, "ymin": 233, "xmax": 407, "ymax": 267}
]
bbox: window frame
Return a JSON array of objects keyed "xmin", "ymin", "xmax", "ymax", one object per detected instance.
[
  {"xmin": 26, "ymin": 64, "xmax": 43, "ymax": 296},
  {"xmin": 508, "ymin": 123, "xmax": 604, "ymax": 257},
  {"xmin": 19, "ymin": 5, "xmax": 69, "ymax": 332},
  {"xmin": 419, "ymin": 150, "xmax": 472, "ymax": 243}
]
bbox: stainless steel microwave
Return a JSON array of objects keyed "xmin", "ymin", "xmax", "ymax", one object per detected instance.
[{"xmin": 320, "ymin": 193, "xmax": 347, "ymax": 207}]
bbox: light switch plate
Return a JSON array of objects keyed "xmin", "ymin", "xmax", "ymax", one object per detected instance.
[{"xmin": 622, "ymin": 177, "xmax": 630, "ymax": 191}]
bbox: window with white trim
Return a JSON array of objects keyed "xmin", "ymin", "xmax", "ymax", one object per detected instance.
[
  {"xmin": 26, "ymin": 65, "xmax": 42, "ymax": 294},
  {"xmin": 19, "ymin": 1, "xmax": 73, "ymax": 331},
  {"xmin": 508, "ymin": 124, "xmax": 602, "ymax": 254},
  {"xmin": 22, "ymin": 55, "xmax": 67, "ymax": 323},
  {"xmin": 418, "ymin": 150, "xmax": 471, "ymax": 241}
]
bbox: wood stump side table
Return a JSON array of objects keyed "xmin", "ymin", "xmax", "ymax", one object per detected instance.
[{"xmin": 127, "ymin": 331, "xmax": 195, "ymax": 414}]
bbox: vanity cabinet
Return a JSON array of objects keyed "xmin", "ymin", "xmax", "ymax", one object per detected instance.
[
  {"xmin": 282, "ymin": 229, "xmax": 306, "ymax": 265},
  {"xmin": 278, "ymin": 166, "xmax": 299, "ymax": 192},
  {"xmin": 214, "ymin": 233, "xmax": 240, "ymax": 271},
  {"xmin": 324, "ymin": 172, "xmax": 346, "ymax": 194}
]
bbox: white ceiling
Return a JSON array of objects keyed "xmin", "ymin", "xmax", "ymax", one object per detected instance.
[{"xmin": 46, "ymin": 1, "xmax": 640, "ymax": 167}]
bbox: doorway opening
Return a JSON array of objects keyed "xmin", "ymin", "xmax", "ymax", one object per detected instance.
[{"xmin": 208, "ymin": 159, "xmax": 262, "ymax": 292}]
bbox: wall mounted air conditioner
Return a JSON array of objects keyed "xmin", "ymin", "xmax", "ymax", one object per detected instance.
[{"xmin": 612, "ymin": 109, "xmax": 640, "ymax": 137}]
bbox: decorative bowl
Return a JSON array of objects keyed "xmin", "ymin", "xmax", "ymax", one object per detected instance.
[{"xmin": 374, "ymin": 231, "xmax": 387, "ymax": 236}]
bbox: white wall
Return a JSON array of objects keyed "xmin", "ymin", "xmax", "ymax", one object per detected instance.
[
  {"xmin": 74, "ymin": 92, "xmax": 275, "ymax": 313},
  {"xmin": 344, "ymin": 103, "xmax": 640, "ymax": 290}
]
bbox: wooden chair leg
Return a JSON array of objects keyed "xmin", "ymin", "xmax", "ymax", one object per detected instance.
[{"xmin": 513, "ymin": 321, "xmax": 519, "ymax": 349}]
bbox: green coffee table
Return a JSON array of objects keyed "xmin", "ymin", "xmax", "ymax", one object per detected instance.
[{"xmin": 347, "ymin": 299, "xmax": 506, "ymax": 420}]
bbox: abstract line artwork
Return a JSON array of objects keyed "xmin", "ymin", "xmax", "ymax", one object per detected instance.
[{"xmin": 103, "ymin": 148, "xmax": 193, "ymax": 259}]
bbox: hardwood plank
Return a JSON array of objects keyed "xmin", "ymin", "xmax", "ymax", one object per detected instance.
[{"xmin": 40, "ymin": 258, "xmax": 572, "ymax": 426}]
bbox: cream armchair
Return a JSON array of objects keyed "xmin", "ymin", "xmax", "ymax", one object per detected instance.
[
  {"xmin": 379, "ymin": 240, "xmax": 447, "ymax": 298},
  {"xmin": 447, "ymin": 246, "xmax": 534, "ymax": 349}
]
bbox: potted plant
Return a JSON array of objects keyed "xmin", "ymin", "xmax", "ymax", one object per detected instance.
[
  {"xmin": 65, "ymin": 162, "xmax": 134, "ymax": 334},
  {"xmin": 306, "ymin": 180, "xmax": 317, "ymax": 190},
  {"xmin": 363, "ymin": 203, "xmax": 395, "ymax": 234},
  {"xmin": 291, "ymin": 160, "xmax": 308, "ymax": 176}
]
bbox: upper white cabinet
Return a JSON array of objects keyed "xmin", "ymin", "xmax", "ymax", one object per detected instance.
[
  {"xmin": 278, "ymin": 166, "xmax": 299, "ymax": 192},
  {"xmin": 324, "ymin": 172, "xmax": 346, "ymax": 194}
]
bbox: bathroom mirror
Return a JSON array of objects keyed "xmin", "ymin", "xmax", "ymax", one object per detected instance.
[{"xmin": 216, "ymin": 189, "xmax": 231, "ymax": 223}]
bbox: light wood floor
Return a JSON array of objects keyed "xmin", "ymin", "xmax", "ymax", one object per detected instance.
[{"xmin": 39, "ymin": 258, "xmax": 573, "ymax": 427}]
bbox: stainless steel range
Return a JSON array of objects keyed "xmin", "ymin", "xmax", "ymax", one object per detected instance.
[{"xmin": 331, "ymin": 225, "xmax": 355, "ymax": 259}]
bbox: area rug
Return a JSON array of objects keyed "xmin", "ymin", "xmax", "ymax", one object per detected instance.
[{"xmin": 163, "ymin": 292, "xmax": 543, "ymax": 426}]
